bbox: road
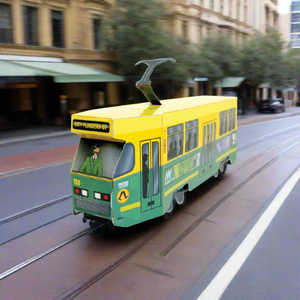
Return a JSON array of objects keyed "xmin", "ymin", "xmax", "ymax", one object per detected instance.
[{"xmin": 0, "ymin": 115, "xmax": 299, "ymax": 299}]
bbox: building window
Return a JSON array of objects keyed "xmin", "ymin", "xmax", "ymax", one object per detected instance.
[
  {"xmin": 93, "ymin": 17, "xmax": 101, "ymax": 49},
  {"xmin": 244, "ymin": 4, "xmax": 248, "ymax": 23},
  {"xmin": 51, "ymin": 10, "xmax": 64, "ymax": 48},
  {"xmin": 220, "ymin": 0, "xmax": 224, "ymax": 14},
  {"xmin": 0, "ymin": 3, "xmax": 13, "ymax": 43},
  {"xmin": 182, "ymin": 20, "xmax": 188, "ymax": 39},
  {"xmin": 210, "ymin": 0, "xmax": 214, "ymax": 11},
  {"xmin": 292, "ymin": 3, "xmax": 300, "ymax": 12},
  {"xmin": 228, "ymin": 0, "xmax": 232, "ymax": 17},
  {"xmin": 198, "ymin": 25, "xmax": 202, "ymax": 42},
  {"xmin": 292, "ymin": 12, "xmax": 300, "ymax": 23},
  {"xmin": 237, "ymin": 1, "xmax": 240, "ymax": 20},
  {"xmin": 23, "ymin": 6, "xmax": 38, "ymax": 46},
  {"xmin": 291, "ymin": 24, "xmax": 300, "ymax": 33}
]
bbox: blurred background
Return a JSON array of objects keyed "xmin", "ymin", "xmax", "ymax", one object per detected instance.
[{"xmin": 0, "ymin": 0, "xmax": 299, "ymax": 131}]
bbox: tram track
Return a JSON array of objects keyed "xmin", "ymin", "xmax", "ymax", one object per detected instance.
[
  {"xmin": 1, "ymin": 124, "xmax": 300, "ymax": 298},
  {"xmin": 0, "ymin": 194, "xmax": 72, "ymax": 245},
  {"xmin": 229, "ymin": 134, "xmax": 300, "ymax": 174},
  {"xmin": 55, "ymin": 226, "xmax": 165, "ymax": 300},
  {"xmin": 238, "ymin": 123, "xmax": 300, "ymax": 149},
  {"xmin": 160, "ymin": 138, "xmax": 300, "ymax": 257},
  {"xmin": 1, "ymin": 137, "xmax": 299, "ymax": 297}
]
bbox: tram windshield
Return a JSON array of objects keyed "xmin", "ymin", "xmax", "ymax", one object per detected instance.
[{"xmin": 72, "ymin": 138, "xmax": 134, "ymax": 179}]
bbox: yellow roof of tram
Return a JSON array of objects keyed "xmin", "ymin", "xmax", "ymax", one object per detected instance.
[{"xmin": 74, "ymin": 96, "xmax": 236, "ymax": 120}]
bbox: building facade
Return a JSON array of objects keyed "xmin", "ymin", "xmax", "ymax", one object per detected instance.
[
  {"xmin": 290, "ymin": 0, "xmax": 300, "ymax": 48},
  {"xmin": 0, "ymin": 0, "xmax": 122, "ymax": 129},
  {"xmin": 164, "ymin": 0, "xmax": 279, "ymax": 44},
  {"xmin": 163, "ymin": 0, "xmax": 279, "ymax": 104}
]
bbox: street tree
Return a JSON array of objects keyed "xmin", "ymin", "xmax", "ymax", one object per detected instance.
[
  {"xmin": 240, "ymin": 28, "xmax": 285, "ymax": 87},
  {"xmin": 195, "ymin": 31, "xmax": 241, "ymax": 82},
  {"xmin": 282, "ymin": 48, "xmax": 300, "ymax": 87},
  {"xmin": 102, "ymin": 0, "xmax": 196, "ymax": 100}
]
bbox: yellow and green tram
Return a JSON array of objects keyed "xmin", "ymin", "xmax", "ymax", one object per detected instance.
[{"xmin": 70, "ymin": 58, "xmax": 237, "ymax": 230}]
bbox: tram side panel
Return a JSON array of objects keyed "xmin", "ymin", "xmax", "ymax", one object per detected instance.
[{"xmin": 111, "ymin": 115, "xmax": 164, "ymax": 227}]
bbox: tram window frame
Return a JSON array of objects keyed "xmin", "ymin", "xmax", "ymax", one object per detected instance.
[
  {"xmin": 185, "ymin": 119, "xmax": 199, "ymax": 153},
  {"xmin": 167, "ymin": 123, "xmax": 184, "ymax": 161},
  {"xmin": 219, "ymin": 110, "xmax": 228, "ymax": 136}
]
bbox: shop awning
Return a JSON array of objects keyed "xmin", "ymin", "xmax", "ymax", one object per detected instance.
[
  {"xmin": 0, "ymin": 60, "xmax": 51, "ymax": 76},
  {"xmin": 0, "ymin": 60, "xmax": 124, "ymax": 83},
  {"xmin": 215, "ymin": 77, "xmax": 246, "ymax": 88}
]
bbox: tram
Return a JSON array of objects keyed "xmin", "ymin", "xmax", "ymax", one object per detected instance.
[{"xmin": 70, "ymin": 58, "xmax": 237, "ymax": 230}]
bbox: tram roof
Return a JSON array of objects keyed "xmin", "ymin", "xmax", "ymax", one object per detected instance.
[{"xmin": 74, "ymin": 96, "xmax": 236, "ymax": 120}]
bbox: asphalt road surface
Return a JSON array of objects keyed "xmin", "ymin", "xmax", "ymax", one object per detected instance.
[{"xmin": 0, "ymin": 115, "xmax": 299, "ymax": 299}]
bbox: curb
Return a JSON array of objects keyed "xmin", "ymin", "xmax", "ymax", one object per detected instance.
[
  {"xmin": 0, "ymin": 130, "xmax": 73, "ymax": 146},
  {"xmin": 238, "ymin": 111, "xmax": 300, "ymax": 126}
]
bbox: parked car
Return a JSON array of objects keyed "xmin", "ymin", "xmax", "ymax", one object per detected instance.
[
  {"xmin": 259, "ymin": 99, "xmax": 284, "ymax": 113},
  {"xmin": 297, "ymin": 99, "xmax": 300, "ymax": 107}
]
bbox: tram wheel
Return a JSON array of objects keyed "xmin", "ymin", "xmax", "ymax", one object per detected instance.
[
  {"xmin": 217, "ymin": 163, "xmax": 227, "ymax": 179},
  {"xmin": 161, "ymin": 200, "xmax": 175, "ymax": 221},
  {"xmin": 175, "ymin": 189, "xmax": 187, "ymax": 206}
]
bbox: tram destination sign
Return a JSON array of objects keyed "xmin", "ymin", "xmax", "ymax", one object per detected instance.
[{"xmin": 73, "ymin": 120, "xmax": 110, "ymax": 133}]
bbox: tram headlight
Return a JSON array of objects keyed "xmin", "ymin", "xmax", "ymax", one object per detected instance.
[
  {"xmin": 94, "ymin": 192, "xmax": 101, "ymax": 200},
  {"xmin": 81, "ymin": 189, "xmax": 88, "ymax": 197}
]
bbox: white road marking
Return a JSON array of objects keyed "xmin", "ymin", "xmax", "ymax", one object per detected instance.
[{"xmin": 197, "ymin": 166, "xmax": 300, "ymax": 300}]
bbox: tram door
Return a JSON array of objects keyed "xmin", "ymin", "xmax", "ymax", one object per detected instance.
[
  {"xmin": 201, "ymin": 122, "xmax": 216, "ymax": 176},
  {"xmin": 140, "ymin": 139, "xmax": 161, "ymax": 212}
]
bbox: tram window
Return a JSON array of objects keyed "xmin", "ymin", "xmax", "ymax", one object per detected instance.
[
  {"xmin": 228, "ymin": 108, "xmax": 236, "ymax": 131},
  {"xmin": 205, "ymin": 124, "xmax": 209, "ymax": 165},
  {"xmin": 185, "ymin": 119, "xmax": 199, "ymax": 153},
  {"xmin": 72, "ymin": 138, "xmax": 123, "ymax": 179},
  {"xmin": 219, "ymin": 111, "xmax": 228, "ymax": 136},
  {"xmin": 152, "ymin": 142, "xmax": 159, "ymax": 196},
  {"xmin": 113, "ymin": 143, "xmax": 135, "ymax": 178},
  {"xmin": 213, "ymin": 122, "xmax": 216, "ymax": 160},
  {"xmin": 142, "ymin": 143, "xmax": 149, "ymax": 199},
  {"xmin": 202, "ymin": 125, "xmax": 206, "ymax": 167},
  {"xmin": 167, "ymin": 123, "xmax": 183, "ymax": 160},
  {"xmin": 168, "ymin": 132, "xmax": 184, "ymax": 160},
  {"xmin": 168, "ymin": 123, "xmax": 184, "ymax": 135},
  {"xmin": 209, "ymin": 123, "xmax": 213, "ymax": 162}
]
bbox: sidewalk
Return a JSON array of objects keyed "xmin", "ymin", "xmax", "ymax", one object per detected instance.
[
  {"xmin": 237, "ymin": 106, "xmax": 300, "ymax": 126},
  {"xmin": 0, "ymin": 106, "xmax": 300, "ymax": 146},
  {"xmin": 0, "ymin": 126, "xmax": 72, "ymax": 146}
]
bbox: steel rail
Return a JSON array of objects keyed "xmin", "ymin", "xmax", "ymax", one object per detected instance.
[
  {"xmin": 0, "ymin": 229, "xmax": 89, "ymax": 281},
  {"xmin": 1, "ymin": 127, "xmax": 299, "ymax": 289},
  {"xmin": 238, "ymin": 124, "xmax": 300, "ymax": 149},
  {"xmin": 160, "ymin": 138, "xmax": 300, "ymax": 257},
  {"xmin": 230, "ymin": 134, "xmax": 300, "ymax": 174},
  {"xmin": 0, "ymin": 195, "xmax": 72, "ymax": 226}
]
